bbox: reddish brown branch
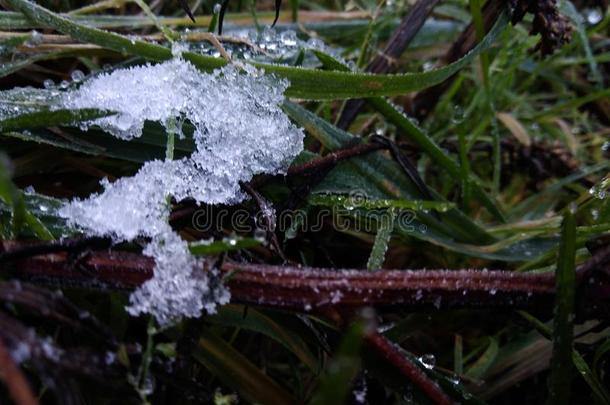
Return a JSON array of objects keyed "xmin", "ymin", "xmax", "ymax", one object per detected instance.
[
  {"xmin": 2, "ymin": 240, "xmax": 609, "ymax": 315},
  {"xmin": 0, "ymin": 241, "xmax": 559, "ymax": 311},
  {"xmin": 0, "ymin": 338, "xmax": 39, "ymax": 405},
  {"xmin": 367, "ymin": 333, "xmax": 453, "ymax": 405}
]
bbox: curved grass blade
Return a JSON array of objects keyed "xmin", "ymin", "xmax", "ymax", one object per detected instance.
[
  {"xmin": 312, "ymin": 48, "xmax": 505, "ymax": 222},
  {"xmin": 5, "ymin": 0, "xmax": 508, "ymax": 100},
  {"xmin": 194, "ymin": 329, "xmax": 297, "ymax": 405},
  {"xmin": 465, "ymin": 337, "xmax": 499, "ymax": 380},
  {"xmin": 519, "ymin": 311, "xmax": 610, "ymax": 404},
  {"xmin": 272, "ymin": 0, "xmax": 282, "ymax": 27},
  {"xmin": 0, "ymin": 155, "xmax": 54, "ymax": 240},
  {"xmin": 177, "ymin": 0, "xmax": 195, "ymax": 22},
  {"xmin": 206, "ymin": 304, "xmax": 319, "ymax": 372}
]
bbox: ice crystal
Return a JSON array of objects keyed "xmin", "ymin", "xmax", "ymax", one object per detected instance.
[{"xmin": 58, "ymin": 59, "xmax": 303, "ymax": 324}]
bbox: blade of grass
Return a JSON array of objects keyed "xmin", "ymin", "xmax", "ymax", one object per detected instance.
[
  {"xmin": 206, "ymin": 305, "xmax": 319, "ymax": 372},
  {"xmin": 519, "ymin": 312, "xmax": 610, "ymax": 404},
  {"xmin": 194, "ymin": 329, "xmax": 296, "ymax": 405},
  {"xmin": 366, "ymin": 207, "xmax": 395, "ymax": 271},
  {"xmin": 465, "ymin": 337, "xmax": 499, "ymax": 380},
  {"xmin": 549, "ymin": 208, "xmax": 576, "ymax": 405},
  {"xmin": 6, "ymin": 0, "xmax": 508, "ymax": 100}
]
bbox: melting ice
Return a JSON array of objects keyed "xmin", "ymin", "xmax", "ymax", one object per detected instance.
[{"xmin": 58, "ymin": 59, "xmax": 304, "ymax": 324}]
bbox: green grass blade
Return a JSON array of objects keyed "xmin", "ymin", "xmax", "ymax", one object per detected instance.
[
  {"xmin": 189, "ymin": 237, "xmax": 261, "ymax": 255},
  {"xmin": 369, "ymin": 98, "xmax": 505, "ymax": 222},
  {"xmin": 549, "ymin": 209, "xmax": 577, "ymax": 404},
  {"xmin": 5, "ymin": 0, "xmax": 508, "ymax": 100},
  {"xmin": 0, "ymin": 155, "xmax": 54, "ymax": 240},
  {"xmin": 308, "ymin": 194, "xmax": 455, "ymax": 212},
  {"xmin": 194, "ymin": 329, "xmax": 297, "ymax": 405},
  {"xmin": 520, "ymin": 309, "xmax": 610, "ymax": 404},
  {"xmin": 465, "ymin": 337, "xmax": 499, "ymax": 380},
  {"xmin": 206, "ymin": 305, "xmax": 319, "ymax": 372},
  {"xmin": 366, "ymin": 208, "xmax": 395, "ymax": 271},
  {"xmin": 312, "ymin": 46, "xmax": 506, "ymax": 222},
  {"xmin": 0, "ymin": 108, "xmax": 112, "ymax": 132}
]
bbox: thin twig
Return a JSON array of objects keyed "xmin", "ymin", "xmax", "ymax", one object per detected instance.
[
  {"xmin": 287, "ymin": 142, "xmax": 384, "ymax": 176},
  {"xmin": 239, "ymin": 181, "xmax": 287, "ymax": 262},
  {"xmin": 366, "ymin": 333, "xmax": 453, "ymax": 405}
]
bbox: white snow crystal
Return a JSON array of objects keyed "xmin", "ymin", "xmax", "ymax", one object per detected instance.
[{"xmin": 58, "ymin": 59, "xmax": 303, "ymax": 324}]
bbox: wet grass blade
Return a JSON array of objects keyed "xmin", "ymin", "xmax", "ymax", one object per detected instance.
[
  {"xmin": 189, "ymin": 237, "xmax": 260, "ymax": 255},
  {"xmin": 206, "ymin": 305, "xmax": 319, "ymax": 372},
  {"xmin": 549, "ymin": 208, "xmax": 576, "ymax": 404},
  {"xmin": 0, "ymin": 155, "xmax": 54, "ymax": 240},
  {"xmin": 369, "ymin": 98, "xmax": 505, "ymax": 222},
  {"xmin": 465, "ymin": 337, "xmax": 499, "ymax": 380},
  {"xmin": 366, "ymin": 208, "xmax": 395, "ymax": 271},
  {"xmin": 312, "ymin": 47, "xmax": 506, "ymax": 222},
  {"xmin": 194, "ymin": 329, "xmax": 297, "ymax": 405},
  {"xmin": 5, "ymin": 0, "xmax": 508, "ymax": 100},
  {"xmin": 519, "ymin": 311, "xmax": 610, "ymax": 404},
  {"xmin": 0, "ymin": 109, "xmax": 112, "ymax": 132}
]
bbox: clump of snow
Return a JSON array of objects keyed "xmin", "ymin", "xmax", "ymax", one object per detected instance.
[{"xmin": 58, "ymin": 59, "xmax": 303, "ymax": 324}]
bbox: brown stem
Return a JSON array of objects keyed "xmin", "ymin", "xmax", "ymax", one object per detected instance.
[
  {"xmin": 1, "ymin": 241, "xmax": 558, "ymax": 310},
  {"xmin": 239, "ymin": 181, "xmax": 287, "ymax": 261},
  {"xmin": 287, "ymin": 142, "xmax": 384, "ymax": 176},
  {"xmin": 2, "ymin": 240, "xmax": 609, "ymax": 315},
  {"xmin": 367, "ymin": 333, "xmax": 453, "ymax": 405}
]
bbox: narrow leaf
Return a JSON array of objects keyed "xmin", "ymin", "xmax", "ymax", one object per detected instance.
[
  {"xmin": 367, "ymin": 208, "xmax": 395, "ymax": 271},
  {"xmin": 549, "ymin": 209, "xmax": 577, "ymax": 404}
]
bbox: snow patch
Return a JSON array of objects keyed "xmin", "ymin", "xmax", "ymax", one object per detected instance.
[{"xmin": 58, "ymin": 59, "xmax": 303, "ymax": 324}]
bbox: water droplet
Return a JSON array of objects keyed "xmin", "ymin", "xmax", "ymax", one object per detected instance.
[
  {"xmin": 418, "ymin": 354, "xmax": 436, "ymax": 369},
  {"xmin": 585, "ymin": 8, "xmax": 602, "ymax": 24},
  {"xmin": 589, "ymin": 177, "xmax": 610, "ymax": 200},
  {"xmin": 70, "ymin": 70, "xmax": 85, "ymax": 81}
]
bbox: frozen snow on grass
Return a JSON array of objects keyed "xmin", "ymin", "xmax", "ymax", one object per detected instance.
[{"xmin": 58, "ymin": 59, "xmax": 304, "ymax": 324}]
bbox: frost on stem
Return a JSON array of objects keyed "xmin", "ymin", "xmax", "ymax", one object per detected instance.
[{"xmin": 58, "ymin": 59, "xmax": 304, "ymax": 325}]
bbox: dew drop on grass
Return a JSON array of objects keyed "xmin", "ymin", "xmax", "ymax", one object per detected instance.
[
  {"xmin": 418, "ymin": 354, "xmax": 436, "ymax": 369},
  {"xmin": 70, "ymin": 70, "xmax": 85, "ymax": 82},
  {"xmin": 58, "ymin": 58, "xmax": 304, "ymax": 325},
  {"xmin": 585, "ymin": 8, "xmax": 602, "ymax": 25},
  {"xmin": 589, "ymin": 177, "xmax": 610, "ymax": 200}
]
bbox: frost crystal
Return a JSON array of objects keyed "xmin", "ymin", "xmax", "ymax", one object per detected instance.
[{"xmin": 58, "ymin": 59, "xmax": 303, "ymax": 324}]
